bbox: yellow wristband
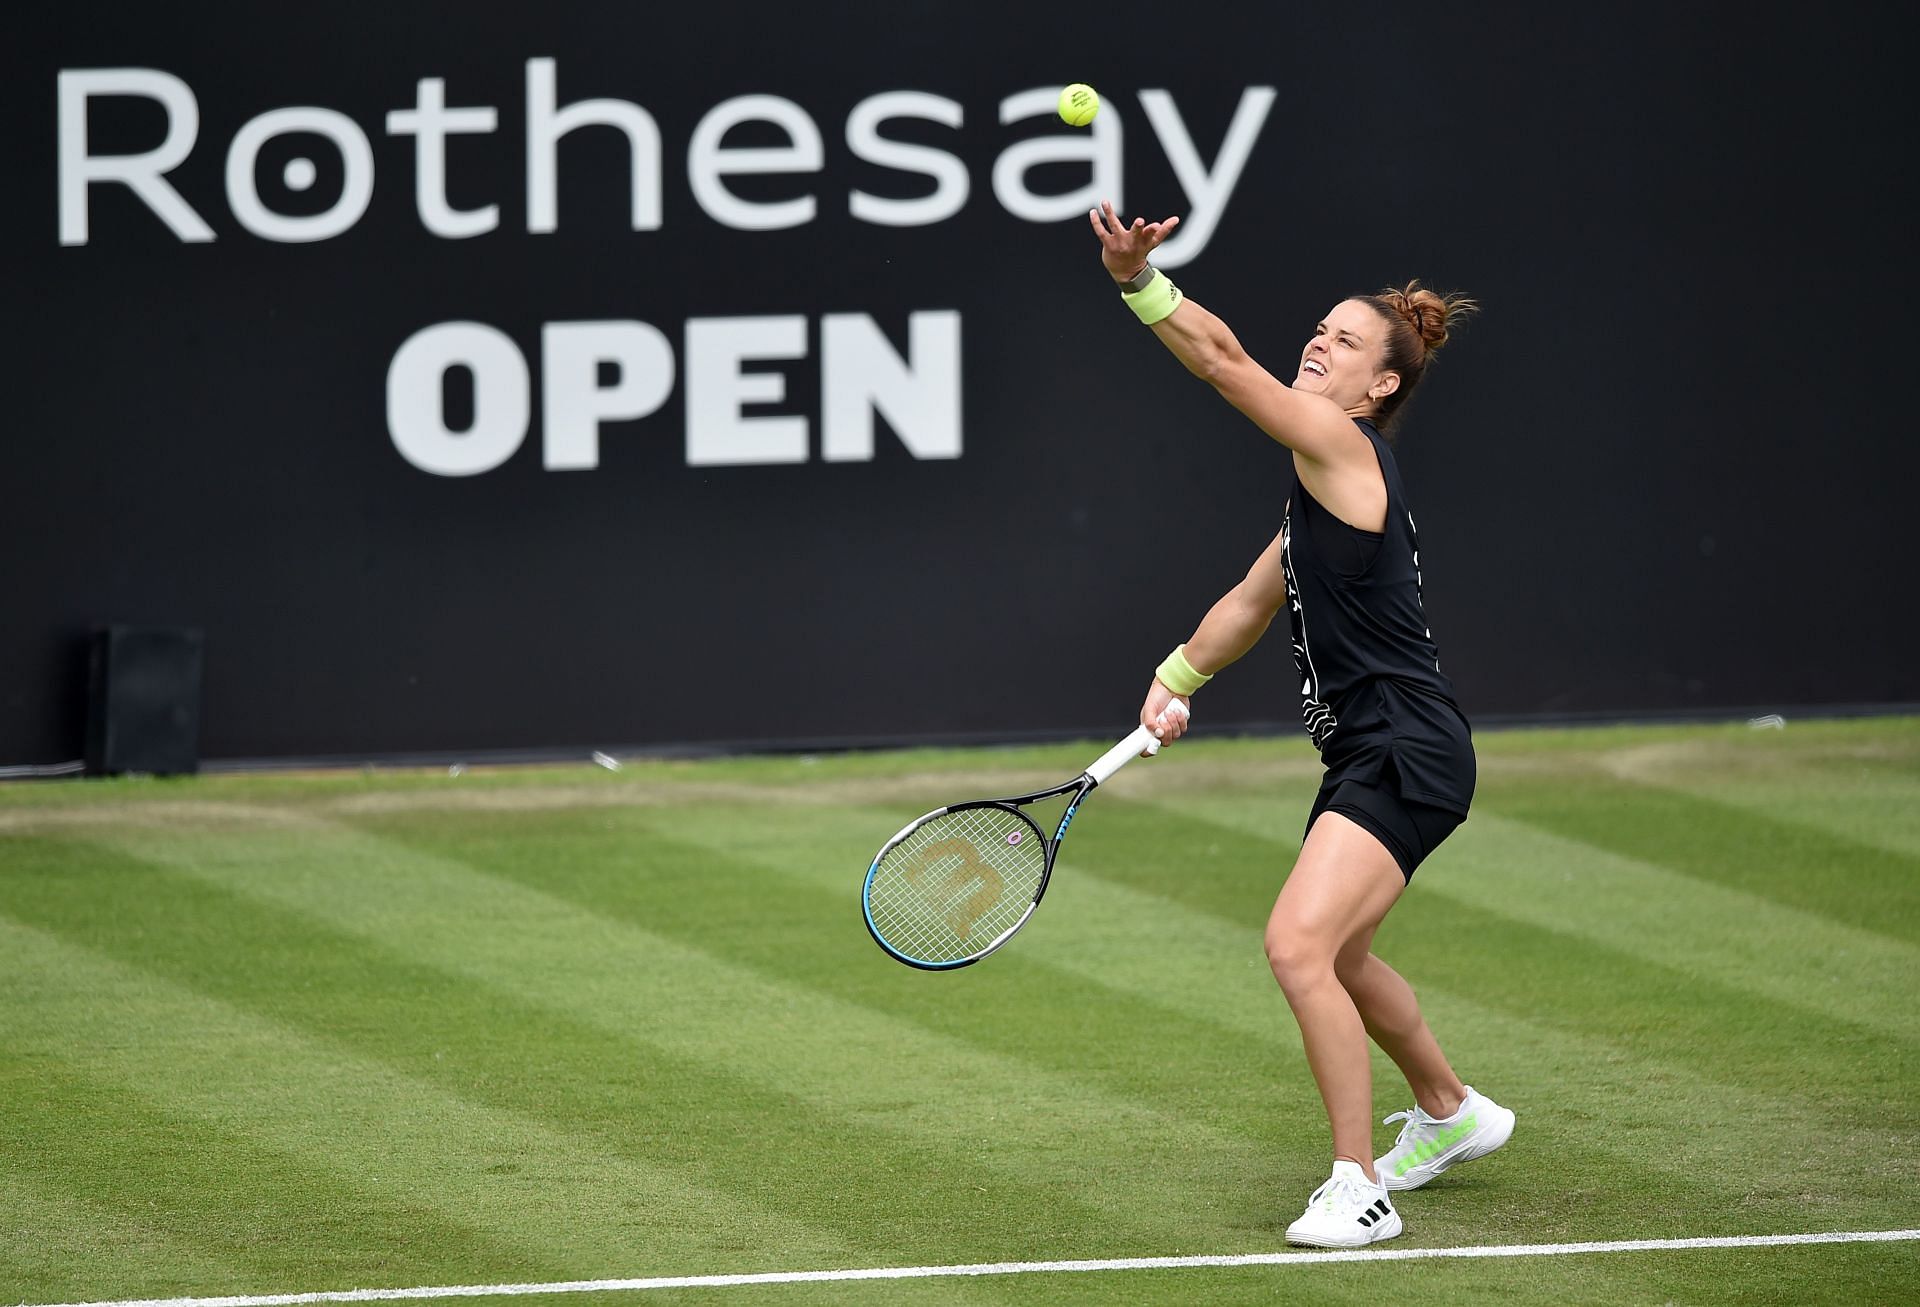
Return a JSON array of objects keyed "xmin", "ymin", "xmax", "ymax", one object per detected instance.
[
  {"xmin": 1155, "ymin": 644, "xmax": 1213, "ymax": 696},
  {"xmin": 1121, "ymin": 270, "xmax": 1183, "ymax": 325}
]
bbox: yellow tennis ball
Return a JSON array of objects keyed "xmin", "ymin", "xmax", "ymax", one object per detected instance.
[{"xmin": 1057, "ymin": 83, "xmax": 1100, "ymax": 127}]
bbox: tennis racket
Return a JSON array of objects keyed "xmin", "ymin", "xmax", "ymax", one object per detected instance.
[{"xmin": 862, "ymin": 706, "xmax": 1184, "ymax": 970}]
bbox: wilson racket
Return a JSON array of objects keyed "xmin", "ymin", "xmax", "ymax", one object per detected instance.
[{"xmin": 862, "ymin": 710, "xmax": 1181, "ymax": 970}]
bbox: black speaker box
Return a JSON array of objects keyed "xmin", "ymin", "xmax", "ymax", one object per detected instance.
[{"xmin": 86, "ymin": 626, "xmax": 204, "ymax": 776}]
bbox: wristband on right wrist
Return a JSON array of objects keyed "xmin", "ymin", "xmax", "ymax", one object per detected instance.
[{"xmin": 1155, "ymin": 644, "xmax": 1213, "ymax": 696}]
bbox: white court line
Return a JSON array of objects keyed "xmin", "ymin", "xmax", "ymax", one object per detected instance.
[{"xmin": 23, "ymin": 1230, "xmax": 1919, "ymax": 1307}]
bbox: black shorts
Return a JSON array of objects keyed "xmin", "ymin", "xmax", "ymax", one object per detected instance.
[{"xmin": 1305, "ymin": 769, "xmax": 1465, "ymax": 882}]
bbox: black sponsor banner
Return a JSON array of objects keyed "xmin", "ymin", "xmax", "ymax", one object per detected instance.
[{"xmin": 3, "ymin": 4, "xmax": 1911, "ymax": 763}]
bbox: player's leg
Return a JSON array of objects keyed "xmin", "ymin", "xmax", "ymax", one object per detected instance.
[
  {"xmin": 1334, "ymin": 933, "xmax": 1467, "ymax": 1119},
  {"xmin": 1267, "ymin": 810, "xmax": 1406, "ymax": 1171},
  {"xmin": 1329, "ymin": 803, "xmax": 1515, "ymax": 1192},
  {"xmin": 1269, "ymin": 810, "xmax": 1407, "ymax": 1246}
]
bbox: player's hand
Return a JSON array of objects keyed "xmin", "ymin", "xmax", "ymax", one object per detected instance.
[
  {"xmin": 1139, "ymin": 679, "xmax": 1192, "ymax": 755},
  {"xmin": 1090, "ymin": 200, "xmax": 1181, "ymax": 283}
]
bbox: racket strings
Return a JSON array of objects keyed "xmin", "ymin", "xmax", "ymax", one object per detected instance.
[{"xmin": 867, "ymin": 806, "xmax": 1047, "ymax": 965}]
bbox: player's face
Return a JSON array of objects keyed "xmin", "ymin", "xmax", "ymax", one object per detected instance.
[{"xmin": 1294, "ymin": 299, "xmax": 1396, "ymax": 410}]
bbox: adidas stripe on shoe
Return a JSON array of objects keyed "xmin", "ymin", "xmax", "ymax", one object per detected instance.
[
  {"xmin": 1284, "ymin": 1160, "xmax": 1403, "ymax": 1248},
  {"xmin": 1375, "ymin": 1084, "xmax": 1515, "ymax": 1191}
]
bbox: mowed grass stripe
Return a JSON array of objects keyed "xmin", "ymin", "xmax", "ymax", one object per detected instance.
[
  {"xmin": 0, "ymin": 1058, "xmax": 549, "ymax": 1299},
  {"xmin": 79, "ymin": 819, "xmax": 1301, "ymax": 1256},
  {"xmin": 1588, "ymin": 723, "xmax": 1920, "ymax": 862},
  {"xmin": 1619, "ymin": 770, "xmax": 1920, "ymax": 864},
  {"xmin": 1148, "ymin": 787, "xmax": 1920, "ymax": 1045},
  {"xmin": 351, "ymin": 800, "xmax": 1918, "ymax": 1239},
  {"xmin": 0, "ymin": 911, "xmax": 851, "ymax": 1290},
  {"xmin": 1436, "ymin": 809, "xmax": 1919, "ymax": 1042},
  {"xmin": 0, "ymin": 1171, "xmax": 249, "ymax": 1302},
  {"xmin": 1482, "ymin": 771, "xmax": 1920, "ymax": 945},
  {"xmin": 0, "ymin": 840, "xmax": 1085, "ymax": 1283}
]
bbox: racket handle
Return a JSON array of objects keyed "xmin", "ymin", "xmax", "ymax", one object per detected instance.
[{"xmin": 1087, "ymin": 725, "xmax": 1161, "ymax": 786}]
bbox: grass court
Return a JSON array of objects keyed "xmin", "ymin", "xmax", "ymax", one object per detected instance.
[{"xmin": 2, "ymin": 716, "xmax": 1916, "ymax": 1305}]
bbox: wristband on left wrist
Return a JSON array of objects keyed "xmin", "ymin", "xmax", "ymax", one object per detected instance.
[{"xmin": 1122, "ymin": 270, "xmax": 1182, "ymax": 325}]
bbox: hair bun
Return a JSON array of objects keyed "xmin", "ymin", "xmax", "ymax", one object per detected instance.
[{"xmin": 1380, "ymin": 280, "xmax": 1477, "ymax": 355}]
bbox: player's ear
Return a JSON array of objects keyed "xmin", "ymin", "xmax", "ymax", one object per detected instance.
[{"xmin": 1370, "ymin": 372, "xmax": 1401, "ymax": 402}]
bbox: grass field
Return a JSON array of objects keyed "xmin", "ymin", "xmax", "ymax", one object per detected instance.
[{"xmin": 2, "ymin": 717, "xmax": 1917, "ymax": 1305}]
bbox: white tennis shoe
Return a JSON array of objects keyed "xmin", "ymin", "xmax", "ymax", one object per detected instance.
[
  {"xmin": 1375, "ymin": 1085, "xmax": 1515, "ymax": 1191},
  {"xmin": 1284, "ymin": 1160, "xmax": 1402, "ymax": 1248}
]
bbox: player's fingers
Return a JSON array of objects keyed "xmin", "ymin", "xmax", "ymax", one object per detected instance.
[
  {"xmin": 1161, "ymin": 698, "xmax": 1191, "ymax": 740},
  {"xmin": 1088, "ymin": 208, "xmax": 1109, "ymax": 240}
]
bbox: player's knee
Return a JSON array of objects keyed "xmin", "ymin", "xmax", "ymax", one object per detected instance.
[{"xmin": 1264, "ymin": 921, "xmax": 1334, "ymax": 994}]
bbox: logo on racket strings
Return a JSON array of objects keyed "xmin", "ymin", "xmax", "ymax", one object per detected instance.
[{"xmin": 904, "ymin": 838, "xmax": 1007, "ymax": 941}]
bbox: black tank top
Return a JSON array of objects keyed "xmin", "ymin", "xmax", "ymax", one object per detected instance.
[{"xmin": 1280, "ymin": 420, "xmax": 1475, "ymax": 814}]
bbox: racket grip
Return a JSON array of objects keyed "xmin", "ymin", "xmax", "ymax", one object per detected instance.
[{"xmin": 1087, "ymin": 725, "xmax": 1161, "ymax": 786}]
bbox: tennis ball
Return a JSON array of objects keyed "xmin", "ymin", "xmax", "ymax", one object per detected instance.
[{"xmin": 1057, "ymin": 83, "xmax": 1100, "ymax": 127}]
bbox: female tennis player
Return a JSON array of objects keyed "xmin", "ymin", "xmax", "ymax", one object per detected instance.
[{"xmin": 1089, "ymin": 201, "xmax": 1513, "ymax": 1248}]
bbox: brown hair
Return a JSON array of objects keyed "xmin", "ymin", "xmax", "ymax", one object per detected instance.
[{"xmin": 1358, "ymin": 281, "xmax": 1477, "ymax": 433}]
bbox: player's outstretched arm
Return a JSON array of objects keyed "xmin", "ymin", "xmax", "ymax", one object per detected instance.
[{"xmin": 1088, "ymin": 201, "xmax": 1361, "ymax": 470}]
